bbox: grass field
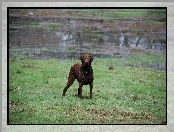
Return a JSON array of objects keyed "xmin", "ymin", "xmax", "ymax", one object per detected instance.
[
  {"xmin": 9, "ymin": 53, "xmax": 166, "ymax": 124},
  {"xmin": 9, "ymin": 9, "xmax": 166, "ymax": 20}
]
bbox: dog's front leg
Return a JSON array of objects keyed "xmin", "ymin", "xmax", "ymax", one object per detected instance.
[
  {"xmin": 89, "ymin": 83, "xmax": 93, "ymax": 99},
  {"xmin": 78, "ymin": 83, "xmax": 83, "ymax": 98}
]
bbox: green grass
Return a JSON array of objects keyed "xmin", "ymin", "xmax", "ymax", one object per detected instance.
[
  {"xmin": 9, "ymin": 54, "xmax": 166, "ymax": 124},
  {"xmin": 10, "ymin": 9, "xmax": 166, "ymax": 21},
  {"xmin": 71, "ymin": 9, "xmax": 166, "ymax": 20}
]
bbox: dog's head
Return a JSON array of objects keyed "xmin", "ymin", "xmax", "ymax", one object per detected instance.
[{"xmin": 80, "ymin": 54, "xmax": 93, "ymax": 67}]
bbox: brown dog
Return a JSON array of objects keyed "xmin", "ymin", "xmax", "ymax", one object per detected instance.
[{"xmin": 62, "ymin": 54, "xmax": 94, "ymax": 98}]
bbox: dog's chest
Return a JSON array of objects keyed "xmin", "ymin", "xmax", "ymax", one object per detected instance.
[{"xmin": 77, "ymin": 69, "xmax": 93, "ymax": 84}]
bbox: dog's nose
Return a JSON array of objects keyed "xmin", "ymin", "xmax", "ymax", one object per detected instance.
[{"xmin": 84, "ymin": 60, "xmax": 88, "ymax": 63}]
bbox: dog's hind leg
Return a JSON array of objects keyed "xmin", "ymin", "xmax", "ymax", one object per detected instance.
[{"xmin": 62, "ymin": 76, "xmax": 75, "ymax": 96}]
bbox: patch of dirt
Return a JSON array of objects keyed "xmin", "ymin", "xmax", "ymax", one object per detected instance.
[
  {"xmin": 65, "ymin": 105, "xmax": 166, "ymax": 124},
  {"xmin": 22, "ymin": 64, "xmax": 34, "ymax": 68}
]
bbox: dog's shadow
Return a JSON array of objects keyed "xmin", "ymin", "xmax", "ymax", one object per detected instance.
[{"xmin": 74, "ymin": 94, "xmax": 91, "ymax": 99}]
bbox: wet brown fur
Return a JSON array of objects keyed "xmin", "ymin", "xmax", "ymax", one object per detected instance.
[{"xmin": 62, "ymin": 54, "xmax": 94, "ymax": 98}]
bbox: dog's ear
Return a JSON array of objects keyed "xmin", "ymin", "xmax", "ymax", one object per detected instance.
[
  {"xmin": 80, "ymin": 55, "xmax": 83, "ymax": 62},
  {"xmin": 90, "ymin": 55, "xmax": 94, "ymax": 62}
]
